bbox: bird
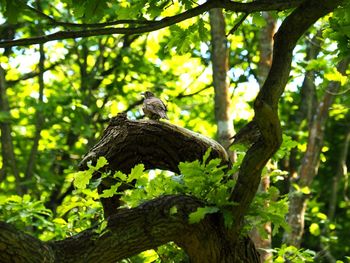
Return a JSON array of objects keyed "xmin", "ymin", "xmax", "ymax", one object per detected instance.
[
  {"xmin": 231, "ymin": 120, "xmax": 261, "ymax": 146},
  {"xmin": 141, "ymin": 91, "xmax": 169, "ymax": 120}
]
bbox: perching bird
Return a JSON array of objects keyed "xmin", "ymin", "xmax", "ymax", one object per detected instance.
[
  {"xmin": 231, "ymin": 120, "xmax": 261, "ymax": 146},
  {"xmin": 141, "ymin": 91, "xmax": 169, "ymax": 120}
]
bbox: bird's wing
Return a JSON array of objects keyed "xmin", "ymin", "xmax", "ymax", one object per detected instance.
[{"xmin": 147, "ymin": 98, "xmax": 167, "ymax": 113}]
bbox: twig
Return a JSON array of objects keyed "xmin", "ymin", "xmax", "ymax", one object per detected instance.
[{"xmin": 226, "ymin": 13, "xmax": 249, "ymax": 37}]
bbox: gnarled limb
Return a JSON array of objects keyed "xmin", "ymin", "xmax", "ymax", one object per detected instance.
[
  {"xmin": 229, "ymin": 0, "xmax": 344, "ymax": 232},
  {"xmin": 79, "ymin": 113, "xmax": 230, "ymax": 174}
]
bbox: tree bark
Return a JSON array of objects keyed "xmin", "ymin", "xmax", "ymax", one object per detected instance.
[
  {"xmin": 0, "ymin": 65, "xmax": 22, "ymax": 194},
  {"xmin": 209, "ymin": 9, "xmax": 235, "ymax": 157},
  {"xmin": 24, "ymin": 43, "xmax": 46, "ymax": 185},
  {"xmin": 288, "ymin": 32, "xmax": 321, "ymax": 181},
  {"xmin": 250, "ymin": 12, "xmax": 276, "ymax": 263},
  {"xmin": 328, "ymin": 124, "xmax": 350, "ymax": 220},
  {"xmin": 284, "ymin": 58, "xmax": 350, "ymax": 247}
]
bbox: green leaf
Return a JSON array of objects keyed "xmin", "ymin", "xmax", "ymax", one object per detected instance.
[
  {"xmin": 316, "ymin": 212, "xmax": 327, "ymax": 220},
  {"xmin": 95, "ymin": 156, "xmax": 108, "ymax": 170},
  {"xmin": 300, "ymin": 186, "xmax": 311, "ymax": 195},
  {"xmin": 4, "ymin": 0, "xmax": 22, "ymax": 23},
  {"xmin": 127, "ymin": 164, "xmax": 145, "ymax": 183},
  {"xmin": 252, "ymin": 13, "xmax": 267, "ymax": 28},
  {"xmin": 99, "ymin": 182, "xmax": 122, "ymax": 198},
  {"xmin": 84, "ymin": 0, "xmax": 108, "ymax": 22},
  {"xmin": 113, "ymin": 171, "xmax": 127, "ymax": 181},
  {"xmin": 73, "ymin": 170, "xmax": 93, "ymax": 189},
  {"xmin": 202, "ymin": 148, "xmax": 212, "ymax": 164},
  {"xmin": 189, "ymin": 206, "xmax": 219, "ymax": 224},
  {"xmin": 309, "ymin": 223, "xmax": 320, "ymax": 236}
]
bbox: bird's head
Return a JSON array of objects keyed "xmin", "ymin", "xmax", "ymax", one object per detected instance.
[{"xmin": 141, "ymin": 91, "xmax": 155, "ymax": 99}]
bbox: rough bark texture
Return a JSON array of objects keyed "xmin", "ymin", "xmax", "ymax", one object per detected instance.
[
  {"xmin": 79, "ymin": 113, "xmax": 230, "ymax": 174},
  {"xmin": 0, "ymin": 222, "xmax": 54, "ymax": 262},
  {"xmin": 284, "ymin": 58, "xmax": 350, "ymax": 247},
  {"xmin": 209, "ymin": 8, "xmax": 234, "ymax": 156},
  {"xmin": 250, "ymin": 12, "xmax": 276, "ymax": 263}
]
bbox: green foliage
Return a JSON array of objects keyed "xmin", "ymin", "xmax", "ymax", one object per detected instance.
[
  {"xmin": 73, "ymin": 156, "xmax": 108, "ymax": 189},
  {"xmin": 0, "ymin": 194, "xmax": 52, "ymax": 231},
  {"xmin": 246, "ymin": 186, "xmax": 289, "ymax": 238},
  {"xmin": 270, "ymin": 244, "xmax": 316, "ymax": 263},
  {"xmin": 328, "ymin": 1, "xmax": 350, "ymax": 57}
]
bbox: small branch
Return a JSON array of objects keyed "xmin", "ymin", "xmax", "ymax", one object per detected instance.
[
  {"xmin": 226, "ymin": 13, "xmax": 249, "ymax": 37},
  {"xmin": 176, "ymin": 84, "xmax": 211, "ymax": 99},
  {"xmin": 0, "ymin": 0, "xmax": 303, "ymax": 48},
  {"xmin": 24, "ymin": 3, "xmax": 157, "ymax": 28},
  {"xmin": 24, "ymin": 43, "xmax": 46, "ymax": 183}
]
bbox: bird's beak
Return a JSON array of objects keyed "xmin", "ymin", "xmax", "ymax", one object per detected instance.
[{"xmin": 141, "ymin": 92, "xmax": 145, "ymax": 97}]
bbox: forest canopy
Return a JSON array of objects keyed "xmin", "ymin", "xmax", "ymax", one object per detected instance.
[{"xmin": 0, "ymin": 0, "xmax": 350, "ymax": 262}]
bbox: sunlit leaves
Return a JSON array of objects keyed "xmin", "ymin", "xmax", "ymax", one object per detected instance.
[
  {"xmin": 309, "ymin": 223, "xmax": 320, "ymax": 236},
  {"xmin": 328, "ymin": 1, "xmax": 350, "ymax": 56},
  {"xmin": 62, "ymin": 0, "xmax": 109, "ymax": 22},
  {"xmin": 252, "ymin": 13, "xmax": 267, "ymax": 28},
  {"xmin": 166, "ymin": 19, "xmax": 209, "ymax": 54},
  {"xmin": 73, "ymin": 157, "xmax": 108, "ymax": 189},
  {"xmin": 246, "ymin": 186, "xmax": 289, "ymax": 237},
  {"xmin": 271, "ymin": 245, "xmax": 316, "ymax": 263},
  {"xmin": 0, "ymin": 194, "xmax": 53, "ymax": 235}
]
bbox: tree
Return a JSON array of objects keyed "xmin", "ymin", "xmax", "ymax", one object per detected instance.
[{"xmin": 0, "ymin": 0, "xmax": 349, "ymax": 262}]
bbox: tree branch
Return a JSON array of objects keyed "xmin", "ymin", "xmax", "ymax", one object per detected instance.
[
  {"xmin": 0, "ymin": 0, "xmax": 303, "ymax": 48},
  {"xmin": 79, "ymin": 113, "xmax": 230, "ymax": 173},
  {"xmin": 24, "ymin": 43, "xmax": 46, "ymax": 184},
  {"xmin": 229, "ymin": 0, "xmax": 345, "ymax": 228}
]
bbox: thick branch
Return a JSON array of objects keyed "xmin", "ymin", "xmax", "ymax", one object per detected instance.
[
  {"xmin": 79, "ymin": 113, "xmax": 230, "ymax": 174},
  {"xmin": 229, "ymin": 0, "xmax": 344, "ymax": 226},
  {"xmin": 50, "ymin": 195, "xmax": 202, "ymax": 262},
  {"xmin": 0, "ymin": 0, "xmax": 303, "ymax": 48},
  {"xmin": 1, "ymin": 195, "xmax": 259, "ymax": 262}
]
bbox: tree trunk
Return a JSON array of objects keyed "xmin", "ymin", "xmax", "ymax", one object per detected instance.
[
  {"xmin": 250, "ymin": 12, "xmax": 276, "ymax": 263},
  {"xmin": 209, "ymin": 9, "xmax": 234, "ymax": 158},
  {"xmin": 284, "ymin": 58, "xmax": 350, "ymax": 247},
  {"xmin": 328, "ymin": 123, "xmax": 350, "ymax": 220},
  {"xmin": 0, "ymin": 65, "xmax": 22, "ymax": 194},
  {"xmin": 24, "ymin": 43, "xmax": 46, "ymax": 185}
]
